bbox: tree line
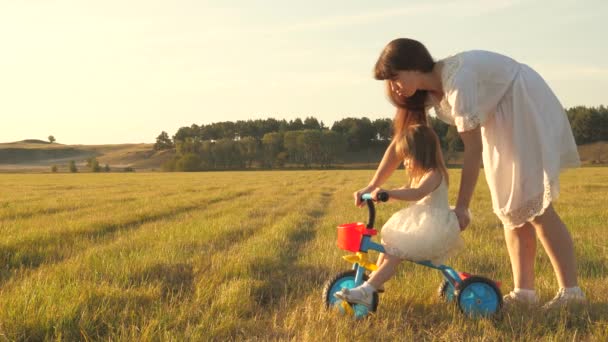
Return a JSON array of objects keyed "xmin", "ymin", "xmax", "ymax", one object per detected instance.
[{"xmin": 157, "ymin": 105, "xmax": 607, "ymax": 171}]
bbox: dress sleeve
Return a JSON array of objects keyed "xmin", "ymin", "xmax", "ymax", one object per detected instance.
[{"xmin": 446, "ymin": 70, "xmax": 485, "ymax": 132}]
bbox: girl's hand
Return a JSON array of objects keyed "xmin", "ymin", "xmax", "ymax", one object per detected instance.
[
  {"xmin": 453, "ymin": 206, "xmax": 471, "ymax": 231},
  {"xmin": 370, "ymin": 187, "xmax": 386, "ymax": 202},
  {"xmin": 354, "ymin": 185, "xmax": 375, "ymax": 207}
]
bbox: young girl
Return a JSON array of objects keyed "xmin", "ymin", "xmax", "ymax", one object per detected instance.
[
  {"xmin": 355, "ymin": 38, "xmax": 585, "ymax": 309},
  {"xmin": 335, "ymin": 124, "xmax": 463, "ymax": 307}
]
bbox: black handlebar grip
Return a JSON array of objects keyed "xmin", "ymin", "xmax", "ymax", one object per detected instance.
[{"xmin": 377, "ymin": 192, "xmax": 389, "ymax": 202}]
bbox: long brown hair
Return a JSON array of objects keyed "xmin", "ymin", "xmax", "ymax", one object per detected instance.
[
  {"xmin": 374, "ymin": 38, "xmax": 435, "ymax": 139},
  {"xmin": 396, "ymin": 124, "xmax": 449, "ymax": 187}
]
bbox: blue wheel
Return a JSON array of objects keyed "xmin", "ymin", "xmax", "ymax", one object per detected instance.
[
  {"xmin": 322, "ymin": 270, "xmax": 378, "ymax": 319},
  {"xmin": 456, "ymin": 276, "xmax": 502, "ymax": 318},
  {"xmin": 438, "ymin": 280, "xmax": 456, "ymax": 302}
]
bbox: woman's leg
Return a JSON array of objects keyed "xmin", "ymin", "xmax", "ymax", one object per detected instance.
[
  {"xmin": 530, "ymin": 204, "xmax": 578, "ymax": 288},
  {"xmin": 504, "ymin": 222, "xmax": 537, "ymax": 290},
  {"xmin": 367, "ymin": 253, "xmax": 401, "ymax": 289}
]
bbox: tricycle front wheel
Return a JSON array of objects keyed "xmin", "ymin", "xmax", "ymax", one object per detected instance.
[{"xmin": 322, "ymin": 270, "xmax": 378, "ymax": 318}]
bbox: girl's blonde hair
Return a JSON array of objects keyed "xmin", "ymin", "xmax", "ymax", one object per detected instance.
[{"xmin": 396, "ymin": 124, "xmax": 449, "ymax": 187}]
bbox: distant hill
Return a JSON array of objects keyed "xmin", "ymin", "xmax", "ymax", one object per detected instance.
[
  {"xmin": 21, "ymin": 139, "xmax": 52, "ymax": 144},
  {"xmin": 0, "ymin": 141, "xmax": 175, "ymax": 172}
]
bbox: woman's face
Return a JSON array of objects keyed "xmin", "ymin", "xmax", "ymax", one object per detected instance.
[{"xmin": 389, "ymin": 70, "xmax": 419, "ymax": 99}]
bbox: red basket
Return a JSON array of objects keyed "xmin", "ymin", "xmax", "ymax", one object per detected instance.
[{"xmin": 337, "ymin": 222, "xmax": 367, "ymax": 252}]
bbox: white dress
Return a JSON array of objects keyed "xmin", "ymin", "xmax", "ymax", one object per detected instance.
[
  {"xmin": 433, "ymin": 50, "xmax": 580, "ymax": 229},
  {"xmin": 381, "ymin": 179, "xmax": 464, "ymax": 265}
]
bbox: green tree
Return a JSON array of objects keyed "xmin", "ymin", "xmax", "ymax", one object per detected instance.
[
  {"xmin": 303, "ymin": 117, "xmax": 322, "ymax": 130},
  {"xmin": 176, "ymin": 153, "xmax": 201, "ymax": 171},
  {"xmin": 261, "ymin": 132, "xmax": 283, "ymax": 168},
  {"xmin": 283, "ymin": 131, "xmax": 300, "ymax": 164},
  {"xmin": 239, "ymin": 136, "xmax": 260, "ymax": 168},
  {"xmin": 331, "ymin": 117, "xmax": 375, "ymax": 151},
  {"xmin": 90, "ymin": 158, "xmax": 101, "ymax": 172},
  {"xmin": 296, "ymin": 130, "xmax": 322, "ymax": 167},
  {"xmin": 320, "ymin": 130, "xmax": 347, "ymax": 167},
  {"xmin": 199, "ymin": 141, "xmax": 215, "ymax": 169},
  {"xmin": 372, "ymin": 119, "xmax": 392, "ymax": 141},
  {"xmin": 213, "ymin": 139, "xmax": 243, "ymax": 169},
  {"xmin": 154, "ymin": 131, "xmax": 174, "ymax": 150},
  {"xmin": 48, "ymin": 135, "xmax": 56, "ymax": 144},
  {"xmin": 444, "ymin": 126, "xmax": 463, "ymax": 161},
  {"xmin": 69, "ymin": 160, "xmax": 78, "ymax": 173},
  {"xmin": 430, "ymin": 117, "xmax": 450, "ymax": 149}
]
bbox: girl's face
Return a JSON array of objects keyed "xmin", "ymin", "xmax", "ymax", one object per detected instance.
[{"xmin": 389, "ymin": 70, "xmax": 419, "ymax": 99}]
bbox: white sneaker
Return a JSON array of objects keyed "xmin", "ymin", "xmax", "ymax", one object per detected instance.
[
  {"xmin": 334, "ymin": 287, "xmax": 374, "ymax": 307},
  {"xmin": 503, "ymin": 290, "xmax": 539, "ymax": 307},
  {"xmin": 542, "ymin": 287, "xmax": 586, "ymax": 310}
]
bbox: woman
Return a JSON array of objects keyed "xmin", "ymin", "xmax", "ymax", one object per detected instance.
[{"xmin": 355, "ymin": 38, "xmax": 585, "ymax": 309}]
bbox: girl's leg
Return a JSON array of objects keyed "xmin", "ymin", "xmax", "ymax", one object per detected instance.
[
  {"xmin": 530, "ymin": 204, "xmax": 578, "ymax": 288},
  {"xmin": 367, "ymin": 253, "xmax": 401, "ymax": 290},
  {"xmin": 504, "ymin": 222, "xmax": 537, "ymax": 290},
  {"xmin": 375, "ymin": 253, "xmax": 386, "ymax": 268},
  {"xmin": 334, "ymin": 254, "xmax": 401, "ymax": 306}
]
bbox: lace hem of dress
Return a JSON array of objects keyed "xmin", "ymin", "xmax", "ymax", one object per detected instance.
[
  {"xmin": 454, "ymin": 114, "xmax": 481, "ymax": 132},
  {"xmin": 498, "ymin": 179, "xmax": 560, "ymax": 229}
]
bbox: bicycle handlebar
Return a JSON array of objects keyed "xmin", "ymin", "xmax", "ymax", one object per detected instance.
[
  {"xmin": 360, "ymin": 192, "xmax": 389, "ymax": 228},
  {"xmin": 361, "ymin": 192, "xmax": 389, "ymax": 202}
]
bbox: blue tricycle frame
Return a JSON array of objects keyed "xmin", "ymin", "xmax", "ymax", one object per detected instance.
[{"xmin": 322, "ymin": 193, "xmax": 503, "ymax": 319}]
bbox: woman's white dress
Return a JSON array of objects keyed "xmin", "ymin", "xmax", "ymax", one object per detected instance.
[
  {"xmin": 433, "ymin": 50, "xmax": 580, "ymax": 228},
  {"xmin": 381, "ymin": 179, "xmax": 464, "ymax": 265}
]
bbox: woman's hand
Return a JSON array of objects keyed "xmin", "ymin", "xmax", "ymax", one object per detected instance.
[
  {"xmin": 453, "ymin": 206, "xmax": 471, "ymax": 231},
  {"xmin": 354, "ymin": 185, "xmax": 375, "ymax": 207}
]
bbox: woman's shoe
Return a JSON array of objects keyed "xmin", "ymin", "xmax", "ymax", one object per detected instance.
[
  {"xmin": 502, "ymin": 290, "xmax": 539, "ymax": 307},
  {"xmin": 542, "ymin": 287, "xmax": 586, "ymax": 310}
]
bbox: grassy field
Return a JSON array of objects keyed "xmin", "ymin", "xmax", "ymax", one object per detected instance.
[{"xmin": 0, "ymin": 169, "xmax": 606, "ymax": 340}]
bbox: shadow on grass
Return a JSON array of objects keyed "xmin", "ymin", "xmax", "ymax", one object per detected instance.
[
  {"xmin": 10, "ymin": 290, "xmax": 155, "ymax": 341},
  {"xmin": 129, "ymin": 263, "xmax": 194, "ymax": 300},
  {"xmin": 243, "ymin": 189, "xmax": 336, "ymax": 310},
  {"xmin": 1, "ymin": 203, "xmax": 96, "ymax": 220}
]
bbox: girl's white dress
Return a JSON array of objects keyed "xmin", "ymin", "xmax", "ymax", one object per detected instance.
[
  {"xmin": 381, "ymin": 179, "xmax": 463, "ymax": 265},
  {"xmin": 433, "ymin": 51, "xmax": 580, "ymax": 228}
]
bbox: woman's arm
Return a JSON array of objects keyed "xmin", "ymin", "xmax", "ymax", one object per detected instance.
[
  {"xmin": 354, "ymin": 139, "xmax": 401, "ymax": 206},
  {"xmin": 455, "ymin": 126, "xmax": 483, "ymax": 229}
]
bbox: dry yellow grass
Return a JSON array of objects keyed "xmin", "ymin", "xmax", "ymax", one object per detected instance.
[{"xmin": 0, "ymin": 169, "xmax": 606, "ymax": 340}]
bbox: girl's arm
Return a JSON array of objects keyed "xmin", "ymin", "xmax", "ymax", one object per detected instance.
[
  {"xmin": 354, "ymin": 139, "xmax": 401, "ymax": 206},
  {"xmin": 377, "ymin": 169, "xmax": 442, "ymax": 202},
  {"xmin": 454, "ymin": 126, "xmax": 483, "ymax": 229}
]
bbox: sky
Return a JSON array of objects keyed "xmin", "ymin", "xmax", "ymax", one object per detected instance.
[{"xmin": 1, "ymin": 0, "xmax": 607, "ymax": 144}]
